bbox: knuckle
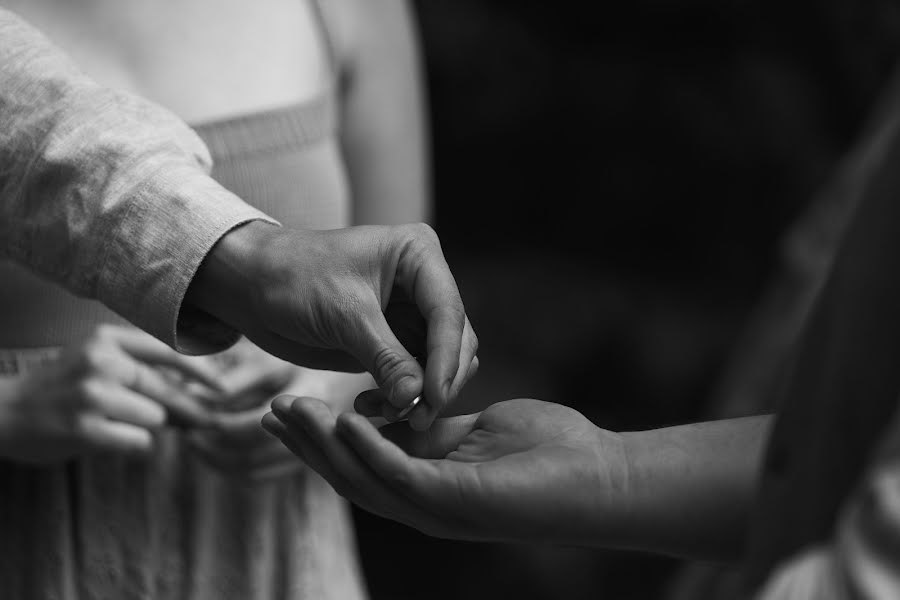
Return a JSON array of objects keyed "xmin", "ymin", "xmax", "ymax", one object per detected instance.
[
  {"xmin": 371, "ymin": 347, "xmax": 409, "ymax": 386},
  {"xmin": 410, "ymin": 222, "xmax": 439, "ymax": 244},
  {"xmin": 393, "ymin": 223, "xmax": 439, "ymax": 262},
  {"xmin": 468, "ymin": 330, "xmax": 480, "ymax": 354},
  {"xmin": 144, "ymin": 404, "xmax": 167, "ymax": 427},
  {"xmin": 81, "ymin": 344, "xmax": 113, "ymax": 374},
  {"xmin": 75, "ymin": 378, "xmax": 99, "ymax": 402}
]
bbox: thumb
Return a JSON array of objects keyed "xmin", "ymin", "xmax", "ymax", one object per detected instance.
[
  {"xmin": 350, "ymin": 306, "xmax": 423, "ymax": 410},
  {"xmin": 376, "ymin": 413, "xmax": 479, "ymax": 459}
]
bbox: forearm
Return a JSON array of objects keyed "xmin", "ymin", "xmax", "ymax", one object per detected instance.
[
  {"xmin": 0, "ymin": 9, "xmax": 274, "ymax": 352},
  {"xmin": 616, "ymin": 415, "xmax": 773, "ymax": 560}
]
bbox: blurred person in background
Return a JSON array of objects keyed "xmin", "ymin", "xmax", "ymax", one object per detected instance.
[
  {"xmin": 663, "ymin": 53, "xmax": 900, "ymax": 600},
  {"xmin": 264, "ymin": 43, "xmax": 900, "ymax": 600},
  {"xmin": 0, "ymin": 1, "xmax": 439, "ymax": 598}
]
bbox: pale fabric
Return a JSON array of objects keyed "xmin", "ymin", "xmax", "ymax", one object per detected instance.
[
  {"xmin": 0, "ymin": 5, "xmax": 368, "ymax": 598},
  {"xmin": 0, "ymin": 9, "xmax": 276, "ymax": 353},
  {"xmin": 664, "ymin": 65, "xmax": 900, "ymax": 600},
  {"xmin": 0, "ymin": 85, "xmax": 368, "ymax": 600}
]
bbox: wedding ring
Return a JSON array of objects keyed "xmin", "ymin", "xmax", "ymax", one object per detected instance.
[{"xmin": 396, "ymin": 395, "xmax": 421, "ymax": 420}]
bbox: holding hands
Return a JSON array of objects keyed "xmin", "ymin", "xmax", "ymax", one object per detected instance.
[
  {"xmin": 0, "ymin": 325, "xmax": 220, "ymax": 465},
  {"xmin": 187, "ymin": 222, "xmax": 479, "ymax": 430},
  {"xmin": 188, "ymin": 339, "xmax": 375, "ymax": 479}
]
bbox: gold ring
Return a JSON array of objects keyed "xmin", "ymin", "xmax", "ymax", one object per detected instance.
[{"xmin": 396, "ymin": 395, "xmax": 421, "ymax": 419}]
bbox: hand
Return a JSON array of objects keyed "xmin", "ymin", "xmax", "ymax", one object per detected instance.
[
  {"xmin": 188, "ymin": 340, "xmax": 376, "ymax": 479},
  {"xmin": 186, "ymin": 222, "xmax": 479, "ymax": 430},
  {"xmin": 261, "ymin": 397, "xmax": 633, "ymax": 546},
  {"xmin": 0, "ymin": 325, "xmax": 220, "ymax": 465}
]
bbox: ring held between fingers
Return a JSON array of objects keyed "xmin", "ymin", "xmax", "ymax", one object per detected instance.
[{"xmin": 273, "ymin": 396, "xmax": 447, "ymax": 532}]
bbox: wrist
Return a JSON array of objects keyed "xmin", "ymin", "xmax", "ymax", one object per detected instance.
[
  {"xmin": 185, "ymin": 220, "xmax": 280, "ymax": 326},
  {"xmin": 591, "ymin": 428, "xmax": 645, "ymax": 549},
  {"xmin": 555, "ymin": 426, "xmax": 640, "ymax": 549},
  {"xmin": 614, "ymin": 418, "xmax": 769, "ymax": 559}
]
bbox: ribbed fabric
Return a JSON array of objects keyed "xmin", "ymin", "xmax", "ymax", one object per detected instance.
[
  {"xmin": 195, "ymin": 94, "xmax": 336, "ymax": 161},
  {"xmin": 0, "ymin": 91, "xmax": 347, "ymax": 347}
]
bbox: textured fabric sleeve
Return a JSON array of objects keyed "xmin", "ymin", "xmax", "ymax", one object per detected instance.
[{"xmin": 0, "ymin": 9, "xmax": 279, "ymax": 354}]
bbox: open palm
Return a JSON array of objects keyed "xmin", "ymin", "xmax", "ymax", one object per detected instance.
[{"xmin": 264, "ymin": 397, "xmax": 631, "ymax": 545}]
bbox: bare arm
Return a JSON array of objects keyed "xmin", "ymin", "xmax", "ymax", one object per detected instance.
[
  {"xmin": 264, "ymin": 395, "xmax": 773, "ymax": 560},
  {"xmin": 624, "ymin": 414, "xmax": 773, "ymax": 559},
  {"xmin": 332, "ymin": 0, "xmax": 431, "ymax": 225}
]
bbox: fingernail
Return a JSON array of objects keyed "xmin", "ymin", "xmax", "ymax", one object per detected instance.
[{"xmin": 391, "ymin": 374, "xmax": 420, "ymax": 405}]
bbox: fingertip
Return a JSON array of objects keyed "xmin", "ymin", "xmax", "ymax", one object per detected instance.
[
  {"xmin": 288, "ymin": 396, "xmax": 336, "ymax": 434},
  {"xmin": 271, "ymin": 394, "xmax": 295, "ymax": 415},
  {"xmin": 128, "ymin": 430, "xmax": 155, "ymax": 456},
  {"xmin": 146, "ymin": 404, "xmax": 167, "ymax": 430},
  {"xmin": 354, "ymin": 389, "xmax": 384, "ymax": 417},
  {"xmin": 261, "ymin": 411, "xmax": 286, "ymax": 436},
  {"xmin": 288, "ymin": 395, "xmax": 323, "ymax": 419},
  {"xmin": 407, "ymin": 406, "xmax": 433, "ymax": 432}
]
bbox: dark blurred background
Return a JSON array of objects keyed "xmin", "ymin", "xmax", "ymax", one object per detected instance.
[{"xmin": 352, "ymin": 1, "xmax": 900, "ymax": 598}]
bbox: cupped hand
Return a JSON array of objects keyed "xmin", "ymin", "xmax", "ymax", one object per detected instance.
[
  {"xmin": 0, "ymin": 325, "xmax": 220, "ymax": 465},
  {"xmin": 187, "ymin": 222, "xmax": 479, "ymax": 430},
  {"xmin": 262, "ymin": 397, "xmax": 632, "ymax": 546}
]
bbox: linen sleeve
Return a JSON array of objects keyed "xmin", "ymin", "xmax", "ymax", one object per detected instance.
[{"xmin": 0, "ymin": 9, "xmax": 278, "ymax": 354}]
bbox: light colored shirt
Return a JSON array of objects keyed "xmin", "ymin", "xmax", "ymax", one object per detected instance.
[{"xmin": 0, "ymin": 8, "xmax": 276, "ymax": 354}]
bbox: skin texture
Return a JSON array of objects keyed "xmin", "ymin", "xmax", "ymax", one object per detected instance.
[
  {"xmin": 0, "ymin": 325, "xmax": 220, "ymax": 464},
  {"xmin": 4, "ymin": 1, "xmax": 466, "ymax": 430},
  {"xmin": 263, "ymin": 397, "xmax": 632, "ymax": 544},
  {"xmin": 188, "ymin": 0, "xmax": 442, "ymax": 465},
  {"xmin": 263, "ymin": 396, "xmax": 772, "ymax": 559},
  {"xmin": 186, "ymin": 221, "xmax": 479, "ymax": 432}
]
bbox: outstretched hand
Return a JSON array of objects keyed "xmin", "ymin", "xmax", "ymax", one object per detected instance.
[
  {"xmin": 262, "ymin": 397, "xmax": 632, "ymax": 546},
  {"xmin": 188, "ymin": 222, "xmax": 478, "ymax": 430}
]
